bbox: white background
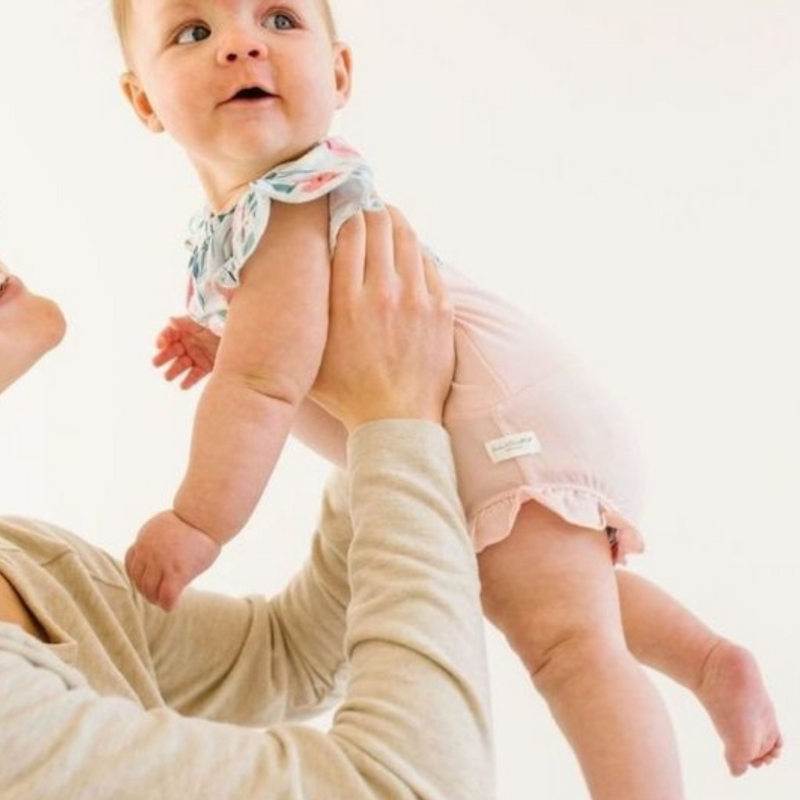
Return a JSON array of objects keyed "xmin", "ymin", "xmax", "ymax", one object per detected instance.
[{"xmin": 1, "ymin": 1, "xmax": 798, "ymax": 797}]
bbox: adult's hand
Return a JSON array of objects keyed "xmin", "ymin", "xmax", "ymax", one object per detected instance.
[{"xmin": 310, "ymin": 208, "xmax": 454, "ymax": 432}]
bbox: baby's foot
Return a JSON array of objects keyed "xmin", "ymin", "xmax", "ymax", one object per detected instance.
[{"xmin": 696, "ymin": 638, "xmax": 783, "ymax": 776}]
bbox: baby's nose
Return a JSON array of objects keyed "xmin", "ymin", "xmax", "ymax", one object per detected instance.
[{"xmin": 219, "ymin": 39, "xmax": 267, "ymax": 64}]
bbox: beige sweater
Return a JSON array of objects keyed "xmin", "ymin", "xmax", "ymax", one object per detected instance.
[{"xmin": 0, "ymin": 421, "xmax": 493, "ymax": 800}]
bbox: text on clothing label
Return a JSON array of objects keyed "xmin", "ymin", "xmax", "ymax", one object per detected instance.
[{"xmin": 484, "ymin": 432, "xmax": 542, "ymax": 464}]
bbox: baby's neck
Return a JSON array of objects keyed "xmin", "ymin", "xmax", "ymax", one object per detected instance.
[
  {"xmin": 193, "ymin": 156, "xmax": 274, "ymax": 213},
  {"xmin": 205, "ymin": 180, "xmax": 253, "ymax": 215},
  {"xmin": 195, "ymin": 140, "xmax": 326, "ymax": 214}
]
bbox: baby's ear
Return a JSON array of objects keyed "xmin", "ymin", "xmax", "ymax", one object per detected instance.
[
  {"xmin": 119, "ymin": 72, "xmax": 165, "ymax": 134},
  {"xmin": 332, "ymin": 43, "xmax": 353, "ymax": 109}
]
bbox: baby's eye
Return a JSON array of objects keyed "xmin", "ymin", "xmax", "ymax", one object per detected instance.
[
  {"xmin": 263, "ymin": 12, "xmax": 297, "ymax": 31},
  {"xmin": 175, "ymin": 23, "xmax": 211, "ymax": 45}
]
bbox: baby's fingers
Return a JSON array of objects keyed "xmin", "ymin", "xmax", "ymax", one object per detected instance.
[
  {"xmin": 180, "ymin": 365, "xmax": 209, "ymax": 390},
  {"xmin": 157, "ymin": 574, "xmax": 184, "ymax": 612},
  {"xmin": 163, "ymin": 355, "xmax": 194, "ymax": 382},
  {"xmin": 155, "ymin": 322, "xmax": 183, "ymax": 349},
  {"xmin": 124, "ymin": 544, "xmax": 139, "ymax": 586},
  {"xmin": 139, "ymin": 564, "xmax": 164, "ymax": 607},
  {"xmin": 153, "ymin": 342, "xmax": 186, "ymax": 368},
  {"xmin": 125, "ymin": 545, "xmax": 155, "ymax": 602}
]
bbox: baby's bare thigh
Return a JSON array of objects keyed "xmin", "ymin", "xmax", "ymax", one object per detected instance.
[{"xmin": 478, "ymin": 500, "xmax": 626, "ymax": 665}]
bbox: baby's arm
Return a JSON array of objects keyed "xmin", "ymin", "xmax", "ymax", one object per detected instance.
[
  {"xmin": 177, "ymin": 196, "xmax": 330, "ymax": 528},
  {"xmin": 127, "ymin": 199, "xmax": 331, "ymax": 609}
]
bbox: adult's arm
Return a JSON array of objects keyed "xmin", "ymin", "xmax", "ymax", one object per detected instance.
[
  {"xmin": 138, "ymin": 465, "xmax": 353, "ymax": 725},
  {"xmin": 0, "ymin": 422, "xmax": 493, "ymax": 800}
]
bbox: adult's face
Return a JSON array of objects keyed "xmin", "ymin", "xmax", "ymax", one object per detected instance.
[{"xmin": 0, "ymin": 261, "xmax": 66, "ymax": 396}]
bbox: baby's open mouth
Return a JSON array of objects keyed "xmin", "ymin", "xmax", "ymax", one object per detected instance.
[{"xmin": 229, "ymin": 86, "xmax": 275, "ymax": 102}]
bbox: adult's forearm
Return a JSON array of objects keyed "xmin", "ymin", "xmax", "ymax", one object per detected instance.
[
  {"xmin": 331, "ymin": 421, "xmax": 494, "ymax": 800},
  {"xmin": 0, "ymin": 422, "xmax": 493, "ymax": 800},
  {"xmin": 144, "ymin": 471, "xmax": 353, "ymax": 725}
]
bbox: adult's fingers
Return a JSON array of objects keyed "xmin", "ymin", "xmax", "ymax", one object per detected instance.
[
  {"xmin": 386, "ymin": 206, "xmax": 425, "ymax": 293},
  {"xmin": 363, "ymin": 208, "xmax": 396, "ymax": 288},
  {"xmin": 422, "ymin": 251, "xmax": 446, "ymax": 300},
  {"xmin": 330, "ymin": 213, "xmax": 366, "ymax": 304},
  {"xmin": 382, "ymin": 205, "xmax": 445, "ymax": 301}
]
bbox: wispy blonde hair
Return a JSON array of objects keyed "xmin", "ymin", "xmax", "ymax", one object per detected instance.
[{"xmin": 112, "ymin": 0, "xmax": 338, "ymax": 57}]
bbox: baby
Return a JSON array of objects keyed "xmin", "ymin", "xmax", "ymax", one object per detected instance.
[{"xmin": 116, "ymin": 2, "xmax": 781, "ymax": 798}]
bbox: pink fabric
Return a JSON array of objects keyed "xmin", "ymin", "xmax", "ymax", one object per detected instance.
[
  {"xmin": 293, "ymin": 262, "xmax": 646, "ymax": 559},
  {"xmin": 185, "ymin": 139, "xmax": 646, "ymax": 559}
]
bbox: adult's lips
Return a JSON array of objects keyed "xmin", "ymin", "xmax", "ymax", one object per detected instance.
[
  {"xmin": 0, "ymin": 260, "xmax": 10, "ymax": 290},
  {"xmin": 0, "ymin": 272, "xmax": 22, "ymax": 304}
]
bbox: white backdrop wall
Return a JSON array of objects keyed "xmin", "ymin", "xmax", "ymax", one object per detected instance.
[{"xmin": 0, "ymin": 2, "xmax": 798, "ymax": 798}]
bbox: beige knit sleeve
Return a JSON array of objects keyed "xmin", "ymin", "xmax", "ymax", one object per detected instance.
[
  {"xmin": 331, "ymin": 420, "xmax": 494, "ymax": 800},
  {"xmin": 141, "ymin": 469, "xmax": 353, "ymax": 725},
  {"xmin": 0, "ymin": 421, "xmax": 494, "ymax": 800}
]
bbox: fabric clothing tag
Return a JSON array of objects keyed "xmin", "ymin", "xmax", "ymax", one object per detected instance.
[{"xmin": 484, "ymin": 432, "xmax": 542, "ymax": 464}]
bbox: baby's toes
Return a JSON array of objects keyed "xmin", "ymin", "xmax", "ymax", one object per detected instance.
[
  {"xmin": 726, "ymin": 753, "xmax": 749, "ymax": 777},
  {"xmin": 754, "ymin": 732, "xmax": 784, "ymax": 766},
  {"xmin": 724, "ymin": 734, "xmax": 759, "ymax": 776}
]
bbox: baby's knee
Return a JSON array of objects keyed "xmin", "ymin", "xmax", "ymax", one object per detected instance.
[{"xmin": 521, "ymin": 625, "xmax": 630, "ymax": 696}]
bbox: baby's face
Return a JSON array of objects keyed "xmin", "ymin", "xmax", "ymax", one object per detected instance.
[{"xmin": 121, "ymin": 0, "xmax": 351, "ymax": 190}]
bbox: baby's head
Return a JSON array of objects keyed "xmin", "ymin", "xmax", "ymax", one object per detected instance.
[
  {"xmin": 115, "ymin": 1, "xmax": 351, "ymax": 205},
  {"xmin": 112, "ymin": 0, "xmax": 338, "ymax": 56}
]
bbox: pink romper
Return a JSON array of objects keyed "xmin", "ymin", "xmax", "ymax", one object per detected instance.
[{"xmin": 185, "ymin": 138, "xmax": 645, "ymax": 559}]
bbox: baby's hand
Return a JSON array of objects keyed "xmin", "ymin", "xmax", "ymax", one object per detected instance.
[
  {"xmin": 153, "ymin": 316, "xmax": 220, "ymax": 389},
  {"xmin": 125, "ymin": 510, "xmax": 221, "ymax": 611}
]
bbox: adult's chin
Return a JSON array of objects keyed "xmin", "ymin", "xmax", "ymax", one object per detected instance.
[
  {"xmin": 0, "ymin": 289, "xmax": 67, "ymax": 395},
  {"xmin": 33, "ymin": 294, "xmax": 68, "ymax": 352}
]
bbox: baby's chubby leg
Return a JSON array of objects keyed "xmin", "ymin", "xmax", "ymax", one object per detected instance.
[
  {"xmin": 616, "ymin": 570, "xmax": 783, "ymax": 775},
  {"xmin": 125, "ymin": 511, "xmax": 221, "ymax": 611},
  {"xmin": 479, "ymin": 500, "xmax": 684, "ymax": 800}
]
